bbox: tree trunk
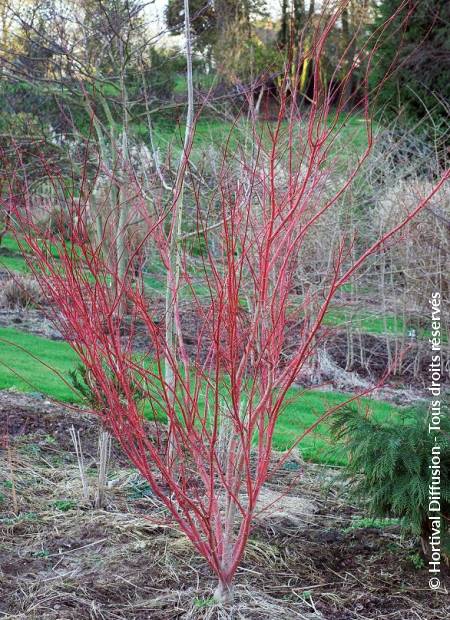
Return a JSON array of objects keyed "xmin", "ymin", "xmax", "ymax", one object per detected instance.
[
  {"xmin": 341, "ymin": 6, "xmax": 356, "ymax": 109},
  {"xmin": 95, "ymin": 429, "xmax": 112, "ymax": 509},
  {"xmin": 213, "ymin": 579, "xmax": 234, "ymax": 604},
  {"xmin": 165, "ymin": 0, "xmax": 195, "ymax": 466},
  {"xmin": 279, "ymin": 0, "xmax": 289, "ymax": 47}
]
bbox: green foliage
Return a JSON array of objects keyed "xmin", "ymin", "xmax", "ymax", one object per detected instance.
[
  {"xmin": 32, "ymin": 549, "xmax": 50, "ymax": 558},
  {"xmin": 68, "ymin": 363, "xmax": 101, "ymax": 410},
  {"xmin": 128, "ymin": 478, "xmax": 154, "ymax": 500},
  {"xmin": 344, "ymin": 517, "xmax": 400, "ymax": 531},
  {"xmin": 331, "ymin": 403, "xmax": 450, "ymax": 549},
  {"xmin": 132, "ymin": 47, "xmax": 194, "ymax": 105},
  {"xmin": 166, "ymin": 0, "xmax": 216, "ymax": 50},
  {"xmin": 372, "ymin": 0, "xmax": 450, "ymax": 134},
  {"xmin": 0, "ymin": 111, "xmax": 41, "ymax": 137},
  {"xmin": 52, "ymin": 499, "xmax": 77, "ymax": 512},
  {"xmin": 166, "ymin": 0, "xmax": 270, "ymax": 82},
  {"xmin": 193, "ymin": 597, "xmax": 216, "ymax": 609},
  {"xmin": 409, "ymin": 551, "xmax": 425, "ymax": 570},
  {"xmin": 0, "ymin": 81, "xmax": 78, "ymax": 137},
  {"xmin": 69, "ymin": 361, "xmax": 145, "ymax": 412},
  {"xmin": 227, "ymin": 36, "xmax": 284, "ymax": 82},
  {"xmin": 183, "ymin": 234, "xmax": 208, "ymax": 258},
  {"xmin": 166, "ymin": 0, "xmax": 268, "ymax": 52},
  {"xmin": 0, "ymin": 512, "xmax": 38, "ymax": 526}
]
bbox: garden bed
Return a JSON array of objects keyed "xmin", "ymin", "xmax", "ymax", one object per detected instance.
[{"xmin": 0, "ymin": 391, "xmax": 447, "ymax": 619}]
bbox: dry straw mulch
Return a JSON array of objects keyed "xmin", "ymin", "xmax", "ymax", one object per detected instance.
[{"xmin": 0, "ymin": 391, "xmax": 448, "ymax": 619}]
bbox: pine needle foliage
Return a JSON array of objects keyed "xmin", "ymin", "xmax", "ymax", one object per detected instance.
[
  {"xmin": 69, "ymin": 363, "xmax": 101, "ymax": 410},
  {"xmin": 69, "ymin": 363, "xmax": 144, "ymax": 412},
  {"xmin": 331, "ymin": 402, "xmax": 450, "ymax": 555}
]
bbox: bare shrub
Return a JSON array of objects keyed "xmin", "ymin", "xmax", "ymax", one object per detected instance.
[
  {"xmin": 1, "ymin": 276, "xmax": 42, "ymax": 309},
  {"xmin": 43, "ymin": 207, "xmax": 72, "ymax": 239}
]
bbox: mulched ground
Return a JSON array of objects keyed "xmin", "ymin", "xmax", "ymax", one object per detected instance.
[{"xmin": 0, "ymin": 391, "xmax": 448, "ymax": 620}]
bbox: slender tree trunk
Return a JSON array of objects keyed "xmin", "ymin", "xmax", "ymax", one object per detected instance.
[
  {"xmin": 341, "ymin": 5, "xmax": 356, "ymax": 109},
  {"xmin": 380, "ymin": 252, "xmax": 392, "ymax": 369},
  {"xmin": 254, "ymin": 84, "xmax": 265, "ymax": 117},
  {"xmin": 279, "ymin": 0, "xmax": 289, "ymax": 47},
  {"xmin": 165, "ymin": 0, "xmax": 195, "ymax": 466},
  {"xmin": 92, "ymin": 193, "xmax": 104, "ymax": 250},
  {"xmin": 116, "ymin": 40, "xmax": 130, "ymax": 307},
  {"xmin": 95, "ymin": 428, "xmax": 112, "ymax": 509},
  {"xmin": 213, "ymin": 579, "xmax": 234, "ymax": 604}
]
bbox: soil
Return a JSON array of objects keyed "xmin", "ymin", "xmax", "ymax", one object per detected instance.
[
  {"xmin": 0, "ymin": 391, "xmax": 448, "ymax": 620},
  {"xmin": 0, "ymin": 307, "xmax": 64, "ymax": 340},
  {"xmin": 0, "ymin": 391, "xmax": 130, "ymax": 467}
]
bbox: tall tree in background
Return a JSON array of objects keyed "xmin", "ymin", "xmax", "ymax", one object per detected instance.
[
  {"xmin": 165, "ymin": 0, "xmax": 216, "ymax": 62},
  {"xmin": 293, "ymin": 0, "xmax": 305, "ymax": 46},
  {"xmin": 277, "ymin": 1, "xmax": 317, "ymax": 99},
  {"xmin": 279, "ymin": 0, "xmax": 312, "ymax": 48},
  {"xmin": 166, "ymin": 0, "xmax": 268, "ymax": 80},
  {"xmin": 372, "ymin": 0, "xmax": 450, "ymax": 133},
  {"xmin": 279, "ymin": 0, "xmax": 289, "ymax": 47},
  {"xmin": 339, "ymin": 1, "xmax": 375, "ymax": 110}
]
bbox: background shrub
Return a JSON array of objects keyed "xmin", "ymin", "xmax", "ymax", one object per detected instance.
[{"xmin": 1, "ymin": 277, "xmax": 42, "ymax": 309}]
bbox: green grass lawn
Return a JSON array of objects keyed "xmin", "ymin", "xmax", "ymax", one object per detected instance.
[
  {"xmin": 135, "ymin": 117, "xmax": 244, "ymax": 156},
  {"xmin": 323, "ymin": 307, "xmax": 446, "ymax": 343},
  {"xmin": 277, "ymin": 391, "xmax": 395, "ymax": 465},
  {"xmin": 0, "ymin": 253, "xmax": 30, "ymax": 274},
  {"xmin": 0, "ymin": 235, "xmax": 206, "ymax": 299},
  {"xmin": 0, "ymin": 327, "xmax": 398, "ymax": 464},
  {"xmin": 323, "ymin": 307, "xmax": 406, "ymax": 336},
  {"xmin": 0, "ymin": 235, "xmax": 30, "ymax": 274},
  {"xmin": 134, "ymin": 110, "xmax": 372, "ymax": 165},
  {"xmin": 1, "ymin": 236, "xmax": 23, "ymax": 254},
  {"xmin": 0, "ymin": 328, "xmax": 78, "ymax": 402}
]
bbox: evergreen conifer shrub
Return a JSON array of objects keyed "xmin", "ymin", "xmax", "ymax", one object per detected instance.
[{"xmin": 331, "ymin": 402, "xmax": 450, "ymax": 559}]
